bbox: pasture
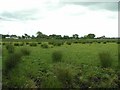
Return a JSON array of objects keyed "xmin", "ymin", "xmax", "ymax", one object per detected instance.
[{"xmin": 1, "ymin": 40, "xmax": 120, "ymax": 88}]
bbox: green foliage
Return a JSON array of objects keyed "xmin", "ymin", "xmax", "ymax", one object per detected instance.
[
  {"xmin": 4, "ymin": 52, "xmax": 22, "ymax": 74},
  {"xmin": 29, "ymin": 42, "xmax": 37, "ymax": 46},
  {"xmin": 41, "ymin": 43, "xmax": 49, "ymax": 48},
  {"xmin": 99, "ymin": 51, "xmax": 113, "ymax": 68},
  {"xmin": 14, "ymin": 43, "xmax": 19, "ymax": 46},
  {"xmin": 2, "ymin": 42, "xmax": 5, "ymax": 45},
  {"xmin": 2, "ymin": 41, "xmax": 119, "ymax": 88},
  {"xmin": 97, "ymin": 41, "xmax": 101, "ymax": 44},
  {"xmin": 103, "ymin": 42, "xmax": 107, "ymax": 44},
  {"xmin": 66, "ymin": 42, "xmax": 72, "ymax": 45},
  {"xmin": 38, "ymin": 42, "xmax": 41, "ymax": 44},
  {"xmin": 21, "ymin": 47, "xmax": 30, "ymax": 56},
  {"xmin": 53, "ymin": 42, "xmax": 63, "ymax": 46},
  {"xmin": 41, "ymin": 76, "xmax": 62, "ymax": 88},
  {"xmin": 49, "ymin": 41, "xmax": 64, "ymax": 46},
  {"xmin": 117, "ymin": 41, "xmax": 120, "ymax": 44},
  {"xmin": 52, "ymin": 50, "xmax": 62, "ymax": 62},
  {"xmin": 26, "ymin": 42, "xmax": 29, "ymax": 45},
  {"xmin": 3, "ymin": 75, "xmax": 36, "ymax": 88},
  {"xmin": 54, "ymin": 67, "xmax": 73, "ymax": 88},
  {"xmin": 6, "ymin": 43, "xmax": 15, "ymax": 53}
]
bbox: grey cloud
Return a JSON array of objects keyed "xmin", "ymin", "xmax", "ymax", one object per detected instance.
[
  {"xmin": 62, "ymin": 2, "xmax": 118, "ymax": 11},
  {"xmin": 0, "ymin": 9, "xmax": 39, "ymax": 21}
]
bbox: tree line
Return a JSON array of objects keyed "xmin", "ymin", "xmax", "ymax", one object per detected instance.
[{"xmin": 0, "ymin": 31, "xmax": 117, "ymax": 39}]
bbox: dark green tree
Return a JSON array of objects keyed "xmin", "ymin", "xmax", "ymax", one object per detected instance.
[
  {"xmin": 73, "ymin": 34, "xmax": 79, "ymax": 39},
  {"xmin": 86, "ymin": 34, "xmax": 95, "ymax": 39}
]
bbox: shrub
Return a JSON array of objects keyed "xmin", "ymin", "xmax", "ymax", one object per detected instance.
[
  {"xmin": 82, "ymin": 42, "xmax": 86, "ymax": 44},
  {"xmin": 21, "ymin": 47, "xmax": 30, "ymax": 56},
  {"xmin": 41, "ymin": 76, "xmax": 62, "ymax": 88},
  {"xmin": 2, "ymin": 43, "xmax": 5, "ymax": 45},
  {"xmin": 73, "ymin": 41, "xmax": 79, "ymax": 44},
  {"xmin": 48, "ymin": 41, "xmax": 54, "ymax": 45},
  {"xmin": 97, "ymin": 41, "xmax": 101, "ymax": 44},
  {"xmin": 38, "ymin": 42, "xmax": 41, "ymax": 44},
  {"xmin": 52, "ymin": 50, "xmax": 62, "ymax": 62},
  {"xmin": 14, "ymin": 43, "xmax": 19, "ymax": 46},
  {"xmin": 6, "ymin": 44, "xmax": 15, "ymax": 53},
  {"xmin": 66, "ymin": 42, "xmax": 72, "ymax": 45},
  {"xmin": 4, "ymin": 52, "xmax": 22, "ymax": 74},
  {"xmin": 103, "ymin": 42, "xmax": 106, "ymax": 44},
  {"xmin": 117, "ymin": 41, "xmax": 120, "ymax": 44},
  {"xmin": 29, "ymin": 42, "xmax": 37, "ymax": 46},
  {"xmin": 26, "ymin": 42, "xmax": 29, "ymax": 45},
  {"xmin": 99, "ymin": 52, "xmax": 113, "ymax": 68},
  {"xmin": 41, "ymin": 43, "xmax": 49, "ymax": 48},
  {"xmin": 55, "ymin": 67, "xmax": 73, "ymax": 88}
]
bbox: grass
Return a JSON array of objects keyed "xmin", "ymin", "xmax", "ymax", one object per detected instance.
[
  {"xmin": 52, "ymin": 50, "xmax": 63, "ymax": 62},
  {"xmin": 99, "ymin": 51, "xmax": 113, "ymax": 68},
  {"xmin": 2, "ymin": 42, "xmax": 119, "ymax": 88},
  {"xmin": 3, "ymin": 52, "xmax": 23, "ymax": 74},
  {"xmin": 29, "ymin": 42, "xmax": 37, "ymax": 46},
  {"xmin": 20, "ymin": 47, "xmax": 30, "ymax": 56},
  {"xmin": 5, "ymin": 43, "xmax": 15, "ymax": 53},
  {"xmin": 54, "ymin": 66, "xmax": 73, "ymax": 88},
  {"xmin": 41, "ymin": 43, "xmax": 49, "ymax": 48}
]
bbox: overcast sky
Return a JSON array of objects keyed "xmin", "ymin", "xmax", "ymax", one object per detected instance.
[{"xmin": 0, "ymin": 0, "xmax": 119, "ymax": 37}]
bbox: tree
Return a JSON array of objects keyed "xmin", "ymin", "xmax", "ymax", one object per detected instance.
[
  {"xmin": 24, "ymin": 33, "xmax": 30, "ymax": 39},
  {"xmin": 73, "ymin": 34, "xmax": 79, "ymax": 39},
  {"xmin": 2, "ymin": 34, "xmax": 10, "ymax": 39},
  {"xmin": 10, "ymin": 35, "xmax": 17, "ymax": 39},
  {"xmin": 86, "ymin": 34, "xmax": 95, "ymax": 39},
  {"xmin": 22, "ymin": 35, "xmax": 25, "ymax": 39},
  {"xmin": 36, "ymin": 31, "xmax": 43, "ymax": 38},
  {"xmin": 31, "ymin": 35, "xmax": 35, "ymax": 39},
  {"xmin": 63, "ymin": 35, "xmax": 69, "ymax": 39}
]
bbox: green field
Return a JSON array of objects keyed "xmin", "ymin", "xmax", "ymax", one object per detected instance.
[{"xmin": 1, "ymin": 41, "xmax": 120, "ymax": 88}]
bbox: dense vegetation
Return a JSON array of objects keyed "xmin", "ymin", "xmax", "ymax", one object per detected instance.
[{"xmin": 1, "ymin": 32, "xmax": 120, "ymax": 88}]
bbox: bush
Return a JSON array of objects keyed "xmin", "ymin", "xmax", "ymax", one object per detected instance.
[
  {"xmin": 2, "ymin": 43, "xmax": 5, "ymax": 45},
  {"xmin": 48, "ymin": 41, "xmax": 54, "ymax": 45},
  {"xmin": 82, "ymin": 42, "xmax": 86, "ymax": 44},
  {"xmin": 26, "ymin": 42, "xmax": 29, "ymax": 45},
  {"xmin": 4, "ymin": 52, "xmax": 23, "ymax": 74},
  {"xmin": 66, "ymin": 42, "xmax": 72, "ymax": 45},
  {"xmin": 14, "ymin": 43, "xmax": 19, "ymax": 46},
  {"xmin": 41, "ymin": 76, "xmax": 62, "ymax": 88},
  {"xmin": 6, "ymin": 44, "xmax": 15, "ymax": 53},
  {"xmin": 55, "ymin": 67, "xmax": 73, "ymax": 88},
  {"xmin": 52, "ymin": 50, "xmax": 62, "ymax": 62},
  {"xmin": 29, "ymin": 42, "xmax": 37, "ymax": 46},
  {"xmin": 41, "ymin": 43, "xmax": 49, "ymax": 48},
  {"xmin": 38, "ymin": 42, "xmax": 41, "ymax": 44},
  {"xmin": 103, "ymin": 42, "xmax": 106, "ymax": 44},
  {"xmin": 99, "ymin": 52, "xmax": 113, "ymax": 68},
  {"xmin": 117, "ymin": 41, "xmax": 120, "ymax": 44},
  {"xmin": 21, "ymin": 47, "xmax": 30, "ymax": 56},
  {"xmin": 97, "ymin": 41, "xmax": 101, "ymax": 44}
]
